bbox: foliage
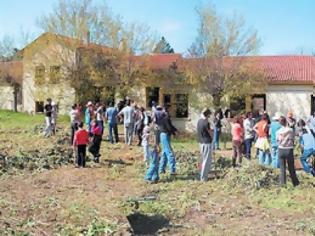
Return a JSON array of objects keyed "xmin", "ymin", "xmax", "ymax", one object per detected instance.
[
  {"xmin": 153, "ymin": 37, "xmax": 175, "ymax": 54},
  {"xmin": 185, "ymin": 2, "xmax": 263, "ymax": 107}
]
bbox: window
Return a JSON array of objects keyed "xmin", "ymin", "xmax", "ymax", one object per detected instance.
[
  {"xmin": 175, "ymin": 94, "xmax": 188, "ymax": 118},
  {"xmin": 163, "ymin": 94, "xmax": 171, "ymax": 107},
  {"xmin": 251, "ymin": 94, "xmax": 266, "ymax": 116},
  {"xmin": 50, "ymin": 66, "xmax": 61, "ymax": 83},
  {"xmin": 35, "ymin": 65, "xmax": 45, "ymax": 85},
  {"xmin": 35, "ymin": 101, "xmax": 44, "ymax": 113},
  {"xmin": 146, "ymin": 87, "xmax": 159, "ymax": 107}
]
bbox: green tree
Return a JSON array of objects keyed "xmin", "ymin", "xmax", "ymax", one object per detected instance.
[
  {"xmin": 153, "ymin": 37, "xmax": 174, "ymax": 54},
  {"xmin": 186, "ymin": 2, "xmax": 263, "ymax": 108}
]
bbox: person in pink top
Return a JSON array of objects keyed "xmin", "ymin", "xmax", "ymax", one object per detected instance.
[
  {"xmin": 88, "ymin": 120, "xmax": 102, "ymax": 163},
  {"xmin": 231, "ymin": 116, "xmax": 244, "ymax": 167}
]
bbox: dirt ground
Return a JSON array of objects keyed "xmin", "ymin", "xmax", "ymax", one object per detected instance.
[{"xmin": 0, "ymin": 121, "xmax": 315, "ymax": 235}]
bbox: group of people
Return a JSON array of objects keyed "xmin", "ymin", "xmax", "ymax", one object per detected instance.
[{"xmin": 43, "ymin": 97, "xmax": 315, "ymax": 187}]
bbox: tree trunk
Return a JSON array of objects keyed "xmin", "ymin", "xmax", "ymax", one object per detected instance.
[
  {"xmin": 13, "ymin": 84, "xmax": 18, "ymax": 112},
  {"xmin": 213, "ymin": 94, "xmax": 221, "ymax": 108}
]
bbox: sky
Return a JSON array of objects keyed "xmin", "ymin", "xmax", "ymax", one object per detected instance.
[{"xmin": 0, "ymin": 0, "xmax": 314, "ymax": 55}]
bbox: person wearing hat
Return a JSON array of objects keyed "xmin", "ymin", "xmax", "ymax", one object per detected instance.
[
  {"xmin": 270, "ymin": 112, "xmax": 282, "ymax": 168},
  {"xmin": 197, "ymin": 108, "xmax": 213, "ymax": 181},
  {"xmin": 85, "ymin": 101, "xmax": 94, "ymax": 134}
]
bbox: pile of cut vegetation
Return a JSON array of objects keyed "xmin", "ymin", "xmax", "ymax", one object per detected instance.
[{"xmin": 0, "ymin": 131, "xmax": 74, "ymax": 174}]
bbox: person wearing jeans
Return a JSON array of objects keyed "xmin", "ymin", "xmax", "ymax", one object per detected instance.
[
  {"xmin": 243, "ymin": 112, "xmax": 254, "ymax": 160},
  {"xmin": 158, "ymin": 113, "xmax": 177, "ymax": 175},
  {"xmin": 298, "ymin": 119, "xmax": 315, "ymax": 176},
  {"xmin": 270, "ymin": 112, "xmax": 282, "ymax": 168},
  {"xmin": 105, "ymin": 103, "xmax": 119, "ymax": 143},
  {"xmin": 277, "ymin": 116, "xmax": 299, "ymax": 187},
  {"xmin": 145, "ymin": 146, "xmax": 160, "ymax": 183},
  {"xmin": 213, "ymin": 110, "xmax": 223, "ymax": 150}
]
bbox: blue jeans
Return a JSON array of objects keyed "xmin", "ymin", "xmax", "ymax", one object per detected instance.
[
  {"xmin": 300, "ymin": 148, "xmax": 315, "ymax": 173},
  {"xmin": 159, "ymin": 132, "xmax": 176, "ymax": 174},
  {"xmin": 244, "ymin": 138, "xmax": 253, "ymax": 159},
  {"xmin": 271, "ymin": 146, "xmax": 279, "ymax": 168},
  {"xmin": 108, "ymin": 123, "xmax": 119, "ymax": 143},
  {"xmin": 259, "ymin": 149, "xmax": 271, "ymax": 165},
  {"xmin": 213, "ymin": 127, "xmax": 220, "ymax": 149},
  {"xmin": 145, "ymin": 149, "xmax": 159, "ymax": 181}
]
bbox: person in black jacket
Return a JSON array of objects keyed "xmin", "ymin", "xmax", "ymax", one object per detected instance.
[{"xmin": 158, "ymin": 112, "xmax": 178, "ymax": 175}]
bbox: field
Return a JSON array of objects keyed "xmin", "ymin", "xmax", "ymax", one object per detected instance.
[{"xmin": 0, "ymin": 110, "xmax": 314, "ymax": 235}]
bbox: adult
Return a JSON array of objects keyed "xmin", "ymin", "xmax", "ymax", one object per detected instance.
[
  {"xmin": 69, "ymin": 104, "xmax": 79, "ymax": 145},
  {"xmin": 231, "ymin": 116, "xmax": 244, "ymax": 167},
  {"xmin": 95, "ymin": 102, "xmax": 105, "ymax": 136},
  {"xmin": 243, "ymin": 112, "xmax": 254, "ymax": 160},
  {"xmin": 298, "ymin": 119, "xmax": 315, "ymax": 176},
  {"xmin": 197, "ymin": 108, "xmax": 213, "ymax": 181},
  {"xmin": 118, "ymin": 100, "xmax": 135, "ymax": 145},
  {"xmin": 158, "ymin": 113, "xmax": 178, "ymax": 175},
  {"xmin": 153, "ymin": 105, "xmax": 166, "ymax": 145},
  {"xmin": 254, "ymin": 113, "xmax": 271, "ymax": 165},
  {"xmin": 51, "ymin": 101, "xmax": 58, "ymax": 135},
  {"xmin": 135, "ymin": 106, "xmax": 145, "ymax": 146},
  {"xmin": 276, "ymin": 116, "xmax": 300, "ymax": 187},
  {"xmin": 43, "ymin": 98, "xmax": 53, "ymax": 137},
  {"xmin": 85, "ymin": 101, "xmax": 94, "ymax": 134},
  {"xmin": 89, "ymin": 120, "xmax": 102, "ymax": 163},
  {"xmin": 213, "ymin": 109, "xmax": 223, "ymax": 150},
  {"xmin": 286, "ymin": 111, "xmax": 296, "ymax": 134},
  {"xmin": 270, "ymin": 112, "xmax": 282, "ymax": 168},
  {"xmin": 105, "ymin": 102, "xmax": 119, "ymax": 143}
]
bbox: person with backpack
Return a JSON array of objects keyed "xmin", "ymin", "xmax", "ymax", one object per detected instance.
[
  {"xmin": 298, "ymin": 119, "xmax": 315, "ymax": 176},
  {"xmin": 277, "ymin": 116, "xmax": 300, "ymax": 187},
  {"xmin": 197, "ymin": 108, "xmax": 213, "ymax": 181},
  {"xmin": 254, "ymin": 113, "xmax": 271, "ymax": 166}
]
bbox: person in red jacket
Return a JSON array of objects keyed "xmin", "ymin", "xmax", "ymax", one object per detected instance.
[{"xmin": 73, "ymin": 122, "xmax": 89, "ymax": 168}]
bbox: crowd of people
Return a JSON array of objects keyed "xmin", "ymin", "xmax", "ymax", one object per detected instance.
[{"xmin": 43, "ymin": 97, "xmax": 315, "ymax": 187}]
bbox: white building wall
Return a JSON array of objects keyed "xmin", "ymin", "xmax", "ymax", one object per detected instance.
[
  {"xmin": 0, "ymin": 85, "xmax": 14, "ymax": 110},
  {"xmin": 266, "ymin": 85, "xmax": 313, "ymax": 120}
]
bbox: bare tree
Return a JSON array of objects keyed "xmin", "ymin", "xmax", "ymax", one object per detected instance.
[{"xmin": 186, "ymin": 3, "xmax": 263, "ymax": 108}]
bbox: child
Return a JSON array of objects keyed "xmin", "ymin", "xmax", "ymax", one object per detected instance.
[
  {"xmin": 73, "ymin": 122, "xmax": 89, "ymax": 168},
  {"xmin": 142, "ymin": 121, "xmax": 152, "ymax": 165},
  {"xmin": 144, "ymin": 145, "xmax": 160, "ymax": 184},
  {"xmin": 89, "ymin": 120, "xmax": 102, "ymax": 163}
]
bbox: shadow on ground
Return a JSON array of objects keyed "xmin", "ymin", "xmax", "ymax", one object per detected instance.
[{"xmin": 127, "ymin": 212, "xmax": 169, "ymax": 235}]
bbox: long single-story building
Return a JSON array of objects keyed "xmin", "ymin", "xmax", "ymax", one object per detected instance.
[{"xmin": 0, "ymin": 33, "xmax": 314, "ymax": 130}]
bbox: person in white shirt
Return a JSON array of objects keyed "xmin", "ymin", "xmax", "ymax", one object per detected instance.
[
  {"xmin": 117, "ymin": 100, "xmax": 135, "ymax": 145},
  {"xmin": 243, "ymin": 112, "xmax": 255, "ymax": 159}
]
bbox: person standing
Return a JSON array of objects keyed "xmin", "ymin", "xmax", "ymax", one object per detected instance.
[
  {"xmin": 118, "ymin": 100, "xmax": 135, "ymax": 145},
  {"xmin": 254, "ymin": 113, "xmax": 271, "ymax": 166},
  {"xmin": 213, "ymin": 109, "xmax": 223, "ymax": 150},
  {"xmin": 286, "ymin": 111, "xmax": 296, "ymax": 134},
  {"xmin": 89, "ymin": 120, "xmax": 102, "ymax": 163},
  {"xmin": 73, "ymin": 122, "xmax": 89, "ymax": 168},
  {"xmin": 243, "ymin": 112, "xmax": 254, "ymax": 160},
  {"xmin": 298, "ymin": 119, "xmax": 315, "ymax": 176},
  {"xmin": 144, "ymin": 145, "xmax": 160, "ymax": 184},
  {"xmin": 105, "ymin": 102, "xmax": 119, "ymax": 144},
  {"xmin": 85, "ymin": 101, "xmax": 94, "ymax": 134},
  {"xmin": 270, "ymin": 112, "xmax": 282, "ymax": 168},
  {"xmin": 51, "ymin": 101, "xmax": 58, "ymax": 135},
  {"xmin": 197, "ymin": 108, "xmax": 213, "ymax": 181},
  {"xmin": 69, "ymin": 104, "xmax": 79, "ymax": 145},
  {"xmin": 158, "ymin": 113, "xmax": 178, "ymax": 175},
  {"xmin": 135, "ymin": 106, "xmax": 145, "ymax": 146},
  {"xmin": 231, "ymin": 116, "xmax": 244, "ymax": 167},
  {"xmin": 276, "ymin": 116, "xmax": 300, "ymax": 187},
  {"xmin": 95, "ymin": 103, "xmax": 105, "ymax": 136},
  {"xmin": 43, "ymin": 98, "xmax": 53, "ymax": 137},
  {"xmin": 153, "ymin": 105, "xmax": 166, "ymax": 145}
]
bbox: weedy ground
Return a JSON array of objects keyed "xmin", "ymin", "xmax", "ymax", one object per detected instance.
[{"xmin": 0, "ymin": 110, "xmax": 314, "ymax": 236}]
